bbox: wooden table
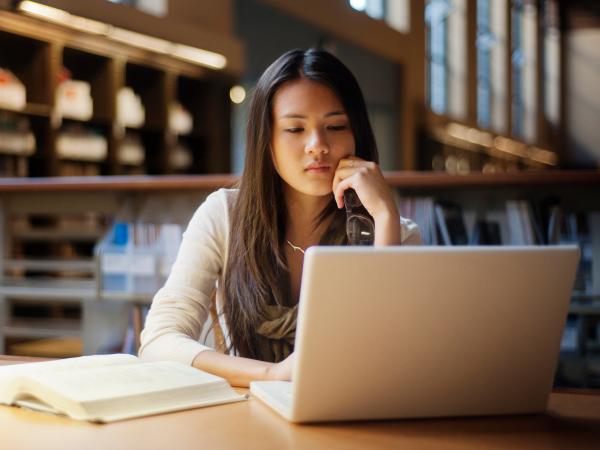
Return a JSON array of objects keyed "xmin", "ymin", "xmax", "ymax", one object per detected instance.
[{"xmin": 1, "ymin": 356, "xmax": 599, "ymax": 450}]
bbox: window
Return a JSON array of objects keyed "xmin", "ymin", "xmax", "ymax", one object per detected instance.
[
  {"xmin": 106, "ymin": 0, "xmax": 168, "ymax": 17},
  {"xmin": 476, "ymin": 0, "xmax": 508, "ymax": 133},
  {"xmin": 348, "ymin": 0, "xmax": 411, "ymax": 33},
  {"xmin": 477, "ymin": 0, "xmax": 493, "ymax": 128},
  {"xmin": 349, "ymin": 0, "xmax": 384, "ymax": 19},
  {"xmin": 426, "ymin": 0, "xmax": 452, "ymax": 114},
  {"xmin": 512, "ymin": 0, "xmax": 537, "ymax": 142},
  {"xmin": 542, "ymin": 0, "xmax": 560, "ymax": 128}
]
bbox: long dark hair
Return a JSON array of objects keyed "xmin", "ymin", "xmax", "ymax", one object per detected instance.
[{"xmin": 222, "ymin": 48, "xmax": 379, "ymax": 360}]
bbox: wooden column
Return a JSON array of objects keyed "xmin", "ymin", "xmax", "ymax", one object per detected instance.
[
  {"xmin": 161, "ymin": 71, "xmax": 177, "ymax": 175},
  {"xmin": 400, "ymin": 0, "xmax": 426, "ymax": 170},
  {"xmin": 107, "ymin": 57, "xmax": 125, "ymax": 175},
  {"xmin": 46, "ymin": 42, "xmax": 62, "ymax": 177}
]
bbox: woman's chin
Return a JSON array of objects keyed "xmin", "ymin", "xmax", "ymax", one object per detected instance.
[
  {"xmin": 303, "ymin": 186, "xmax": 334, "ymax": 198},
  {"xmin": 286, "ymin": 184, "xmax": 329, "ymax": 198},
  {"xmin": 283, "ymin": 177, "xmax": 333, "ymax": 198}
]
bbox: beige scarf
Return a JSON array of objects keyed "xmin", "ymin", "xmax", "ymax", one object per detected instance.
[{"xmin": 255, "ymin": 304, "xmax": 298, "ymax": 362}]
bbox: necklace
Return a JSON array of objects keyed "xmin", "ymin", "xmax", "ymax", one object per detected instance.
[{"xmin": 286, "ymin": 239, "xmax": 305, "ymax": 255}]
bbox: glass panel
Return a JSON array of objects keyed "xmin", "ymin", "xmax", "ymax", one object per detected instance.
[
  {"xmin": 136, "ymin": 0, "xmax": 168, "ymax": 17},
  {"xmin": 106, "ymin": 0, "xmax": 168, "ymax": 17},
  {"xmin": 489, "ymin": 0, "xmax": 507, "ymax": 133},
  {"xmin": 386, "ymin": 0, "xmax": 410, "ymax": 33},
  {"xmin": 477, "ymin": 0, "xmax": 507, "ymax": 132},
  {"xmin": 447, "ymin": 0, "xmax": 467, "ymax": 120},
  {"xmin": 426, "ymin": 0, "xmax": 452, "ymax": 114},
  {"xmin": 512, "ymin": 0, "xmax": 537, "ymax": 142},
  {"xmin": 543, "ymin": 0, "xmax": 560, "ymax": 127},
  {"xmin": 349, "ymin": 0, "xmax": 367, "ymax": 12},
  {"xmin": 366, "ymin": 0, "xmax": 385, "ymax": 19},
  {"xmin": 477, "ymin": 0, "xmax": 493, "ymax": 128}
]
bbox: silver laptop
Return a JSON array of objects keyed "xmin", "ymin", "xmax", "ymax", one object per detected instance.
[{"xmin": 250, "ymin": 245, "xmax": 579, "ymax": 423}]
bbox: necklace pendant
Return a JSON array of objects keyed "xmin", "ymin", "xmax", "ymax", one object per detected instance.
[{"xmin": 286, "ymin": 240, "xmax": 305, "ymax": 255}]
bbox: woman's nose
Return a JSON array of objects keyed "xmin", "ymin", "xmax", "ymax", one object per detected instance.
[{"xmin": 305, "ymin": 129, "xmax": 329, "ymax": 155}]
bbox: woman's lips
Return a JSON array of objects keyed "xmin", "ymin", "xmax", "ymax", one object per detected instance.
[
  {"xmin": 305, "ymin": 166, "xmax": 330, "ymax": 173},
  {"xmin": 305, "ymin": 162, "xmax": 331, "ymax": 173}
]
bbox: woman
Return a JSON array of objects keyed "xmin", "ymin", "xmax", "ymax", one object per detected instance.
[{"xmin": 139, "ymin": 48, "xmax": 421, "ymax": 387}]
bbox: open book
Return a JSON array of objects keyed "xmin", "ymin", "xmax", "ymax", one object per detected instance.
[{"xmin": 0, "ymin": 354, "xmax": 246, "ymax": 422}]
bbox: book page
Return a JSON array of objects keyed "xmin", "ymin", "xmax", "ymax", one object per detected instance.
[
  {"xmin": 0, "ymin": 354, "xmax": 138, "ymax": 403},
  {"xmin": 24, "ymin": 360, "xmax": 226, "ymax": 403},
  {"xmin": 14, "ymin": 396, "xmax": 62, "ymax": 415}
]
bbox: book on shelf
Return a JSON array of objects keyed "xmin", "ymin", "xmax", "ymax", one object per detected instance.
[
  {"xmin": 0, "ymin": 68, "xmax": 26, "ymax": 111},
  {"xmin": 0, "ymin": 113, "xmax": 36, "ymax": 157},
  {"xmin": 560, "ymin": 317, "xmax": 581, "ymax": 354},
  {"xmin": 116, "ymin": 87, "xmax": 145, "ymax": 128},
  {"xmin": 506, "ymin": 200, "xmax": 531, "ymax": 245},
  {"xmin": 586, "ymin": 213, "xmax": 600, "ymax": 297},
  {"xmin": 0, "ymin": 353, "xmax": 246, "ymax": 423},
  {"xmin": 399, "ymin": 196, "xmax": 438, "ymax": 245},
  {"xmin": 434, "ymin": 202, "xmax": 469, "ymax": 245},
  {"xmin": 471, "ymin": 219, "xmax": 502, "ymax": 245},
  {"xmin": 56, "ymin": 125, "xmax": 108, "ymax": 162},
  {"xmin": 55, "ymin": 78, "xmax": 93, "ymax": 121}
]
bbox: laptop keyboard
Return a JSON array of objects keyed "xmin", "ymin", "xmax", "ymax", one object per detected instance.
[{"xmin": 253, "ymin": 381, "xmax": 293, "ymax": 411}]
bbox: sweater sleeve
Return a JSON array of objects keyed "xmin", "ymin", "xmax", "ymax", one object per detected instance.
[
  {"xmin": 400, "ymin": 217, "xmax": 422, "ymax": 245},
  {"xmin": 138, "ymin": 189, "xmax": 229, "ymax": 365}
]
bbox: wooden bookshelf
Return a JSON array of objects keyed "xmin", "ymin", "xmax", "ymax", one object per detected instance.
[
  {"xmin": 383, "ymin": 170, "xmax": 600, "ymax": 189},
  {"xmin": 0, "ymin": 10, "xmax": 237, "ymax": 178},
  {"xmin": 0, "ymin": 170, "xmax": 598, "ymax": 192},
  {"xmin": 0, "ymin": 170, "xmax": 600, "ymax": 193}
]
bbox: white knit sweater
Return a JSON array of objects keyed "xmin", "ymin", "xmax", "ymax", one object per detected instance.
[{"xmin": 139, "ymin": 188, "xmax": 421, "ymax": 365}]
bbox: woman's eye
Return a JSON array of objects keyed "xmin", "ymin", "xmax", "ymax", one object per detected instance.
[
  {"xmin": 327, "ymin": 125, "xmax": 348, "ymax": 131},
  {"xmin": 285, "ymin": 127, "xmax": 303, "ymax": 133}
]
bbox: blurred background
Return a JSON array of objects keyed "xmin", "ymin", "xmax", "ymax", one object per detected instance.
[{"xmin": 0, "ymin": 0, "xmax": 598, "ymax": 388}]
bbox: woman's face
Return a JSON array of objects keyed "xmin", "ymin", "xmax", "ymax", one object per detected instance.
[{"xmin": 271, "ymin": 78, "xmax": 355, "ymax": 198}]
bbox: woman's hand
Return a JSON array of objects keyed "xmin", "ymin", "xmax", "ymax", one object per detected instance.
[
  {"xmin": 332, "ymin": 156, "xmax": 401, "ymax": 245},
  {"xmin": 193, "ymin": 350, "xmax": 294, "ymax": 388},
  {"xmin": 265, "ymin": 352, "xmax": 295, "ymax": 381}
]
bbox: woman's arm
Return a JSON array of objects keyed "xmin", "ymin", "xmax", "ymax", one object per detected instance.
[
  {"xmin": 373, "ymin": 212, "xmax": 423, "ymax": 246},
  {"xmin": 373, "ymin": 208, "xmax": 402, "ymax": 246},
  {"xmin": 140, "ymin": 191, "xmax": 228, "ymax": 365},
  {"xmin": 192, "ymin": 350, "xmax": 294, "ymax": 387},
  {"xmin": 332, "ymin": 157, "xmax": 422, "ymax": 246}
]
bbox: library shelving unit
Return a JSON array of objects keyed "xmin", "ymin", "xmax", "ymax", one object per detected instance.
[
  {"xmin": 0, "ymin": 10, "xmax": 236, "ymax": 178},
  {"xmin": 0, "ymin": 7, "xmax": 239, "ymax": 357}
]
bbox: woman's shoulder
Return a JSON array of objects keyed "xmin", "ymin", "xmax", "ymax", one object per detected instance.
[
  {"xmin": 200, "ymin": 188, "xmax": 239, "ymax": 213},
  {"xmin": 185, "ymin": 188, "xmax": 239, "ymax": 232},
  {"xmin": 183, "ymin": 188, "xmax": 240, "ymax": 251}
]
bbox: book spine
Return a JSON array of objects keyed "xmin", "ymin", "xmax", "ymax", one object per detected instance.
[{"xmin": 590, "ymin": 213, "xmax": 600, "ymax": 297}]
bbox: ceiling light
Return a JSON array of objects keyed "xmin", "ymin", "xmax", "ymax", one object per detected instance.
[
  {"xmin": 109, "ymin": 28, "xmax": 171, "ymax": 54},
  {"xmin": 17, "ymin": 1, "xmax": 227, "ymax": 70},
  {"xmin": 229, "ymin": 85, "xmax": 246, "ymax": 104},
  {"xmin": 172, "ymin": 44, "xmax": 227, "ymax": 70}
]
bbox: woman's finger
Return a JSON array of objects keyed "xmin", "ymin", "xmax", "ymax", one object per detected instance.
[
  {"xmin": 332, "ymin": 166, "xmax": 359, "ymax": 191},
  {"xmin": 338, "ymin": 156, "xmax": 365, "ymax": 169},
  {"xmin": 333, "ymin": 172, "xmax": 362, "ymax": 208}
]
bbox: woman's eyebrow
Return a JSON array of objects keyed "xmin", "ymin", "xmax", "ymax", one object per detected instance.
[{"xmin": 280, "ymin": 111, "xmax": 347, "ymax": 119}]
